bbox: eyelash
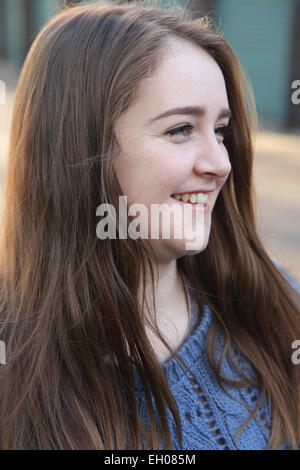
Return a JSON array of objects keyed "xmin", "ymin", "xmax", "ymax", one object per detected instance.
[{"xmin": 165, "ymin": 123, "xmax": 232, "ymax": 140}]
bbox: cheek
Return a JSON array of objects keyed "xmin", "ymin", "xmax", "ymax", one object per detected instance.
[
  {"xmin": 157, "ymin": 153, "xmax": 191, "ymax": 188},
  {"xmin": 113, "ymin": 137, "xmax": 191, "ymax": 204},
  {"xmin": 216, "ymin": 159, "xmax": 232, "ymax": 188},
  {"xmin": 212, "ymin": 174, "xmax": 230, "ymax": 208},
  {"xmin": 113, "ymin": 152, "xmax": 165, "ymax": 205}
]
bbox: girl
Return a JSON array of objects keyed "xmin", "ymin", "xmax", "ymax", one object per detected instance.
[{"xmin": 0, "ymin": 0, "xmax": 299, "ymax": 450}]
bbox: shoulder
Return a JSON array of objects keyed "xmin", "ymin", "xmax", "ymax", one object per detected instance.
[{"xmin": 270, "ymin": 256, "xmax": 300, "ymax": 295}]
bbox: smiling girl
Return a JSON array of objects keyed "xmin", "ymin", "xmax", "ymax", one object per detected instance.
[{"xmin": 0, "ymin": 0, "xmax": 299, "ymax": 450}]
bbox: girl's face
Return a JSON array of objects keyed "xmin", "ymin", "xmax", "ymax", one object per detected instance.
[{"xmin": 113, "ymin": 38, "xmax": 232, "ymax": 263}]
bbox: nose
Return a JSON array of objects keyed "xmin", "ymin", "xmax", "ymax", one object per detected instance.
[{"xmin": 193, "ymin": 134, "xmax": 231, "ymax": 179}]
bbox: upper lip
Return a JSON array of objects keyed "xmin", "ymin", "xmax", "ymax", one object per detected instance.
[{"xmin": 172, "ymin": 189, "xmax": 215, "ymax": 196}]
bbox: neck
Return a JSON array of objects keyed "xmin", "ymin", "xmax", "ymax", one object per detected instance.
[
  {"xmin": 139, "ymin": 259, "xmax": 190, "ymax": 364},
  {"xmin": 139, "ymin": 259, "xmax": 188, "ymax": 323}
]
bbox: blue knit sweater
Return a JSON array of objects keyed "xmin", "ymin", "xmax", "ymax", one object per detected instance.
[{"xmin": 133, "ymin": 260, "xmax": 300, "ymax": 450}]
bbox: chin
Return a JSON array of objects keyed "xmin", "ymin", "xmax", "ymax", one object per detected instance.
[
  {"xmin": 159, "ymin": 236, "xmax": 210, "ymax": 262},
  {"xmin": 181, "ymin": 237, "xmax": 209, "ymax": 256},
  {"xmin": 146, "ymin": 225, "xmax": 211, "ymax": 262}
]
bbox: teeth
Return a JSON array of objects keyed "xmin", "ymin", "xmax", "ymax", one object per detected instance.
[
  {"xmin": 181, "ymin": 194, "xmax": 190, "ymax": 203},
  {"xmin": 196, "ymin": 193, "xmax": 208, "ymax": 204},
  {"xmin": 173, "ymin": 192, "xmax": 209, "ymax": 204}
]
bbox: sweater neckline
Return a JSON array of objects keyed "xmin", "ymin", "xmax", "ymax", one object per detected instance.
[{"xmin": 134, "ymin": 280, "xmax": 213, "ymax": 393}]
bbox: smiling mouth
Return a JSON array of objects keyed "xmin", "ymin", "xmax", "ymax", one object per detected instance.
[
  {"xmin": 169, "ymin": 196, "xmax": 210, "ymax": 215},
  {"xmin": 170, "ymin": 192, "xmax": 209, "ymax": 205}
]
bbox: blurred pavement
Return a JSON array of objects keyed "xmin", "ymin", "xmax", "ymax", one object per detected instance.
[
  {"xmin": 0, "ymin": 60, "xmax": 299, "ymax": 285},
  {"xmin": 253, "ymin": 132, "xmax": 300, "ymax": 285}
]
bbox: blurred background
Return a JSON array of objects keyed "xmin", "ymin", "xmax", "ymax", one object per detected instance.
[{"xmin": 0, "ymin": 0, "xmax": 299, "ymax": 283}]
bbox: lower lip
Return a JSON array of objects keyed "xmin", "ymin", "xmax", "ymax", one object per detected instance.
[{"xmin": 170, "ymin": 197, "xmax": 210, "ymax": 213}]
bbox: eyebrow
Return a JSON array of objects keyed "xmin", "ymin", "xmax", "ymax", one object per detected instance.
[{"xmin": 148, "ymin": 106, "xmax": 232, "ymax": 123}]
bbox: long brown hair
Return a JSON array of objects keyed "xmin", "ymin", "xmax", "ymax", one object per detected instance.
[{"xmin": 0, "ymin": 0, "xmax": 299, "ymax": 450}]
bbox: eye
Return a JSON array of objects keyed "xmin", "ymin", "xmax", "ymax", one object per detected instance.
[
  {"xmin": 165, "ymin": 124, "xmax": 193, "ymax": 138},
  {"xmin": 215, "ymin": 123, "xmax": 232, "ymax": 141},
  {"xmin": 164, "ymin": 123, "xmax": 232, "ymax": 141}
]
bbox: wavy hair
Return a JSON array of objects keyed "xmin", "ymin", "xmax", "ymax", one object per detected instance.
[{"xmin": 0, "ymin": 0, "xmax": 299, "ymax": 450}]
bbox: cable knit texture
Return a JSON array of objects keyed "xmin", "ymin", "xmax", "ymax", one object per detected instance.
[{"xmin": 133, "ymin": 260, "xmax": 300, "ymax": 450}]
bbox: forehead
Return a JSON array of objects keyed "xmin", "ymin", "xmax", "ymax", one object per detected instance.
[{"xmin": 133, "ymin": 38, "xmax": 229, "ymax": 117}]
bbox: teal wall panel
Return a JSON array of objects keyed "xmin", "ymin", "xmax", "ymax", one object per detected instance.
[
  {"xmin": 160, "ymin": 0, "xmax": 186, "ymax": 6},
  {"xmin": 31, "ymin": 0, "xmax": 61, "ymax": 38},
  {"xmin": 213, "ymin": 0, "xmax": 293, "ymax": 125},
  {"xmin": 3, "ymin": 0, "xmax": 25, "ymax": 63}
]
